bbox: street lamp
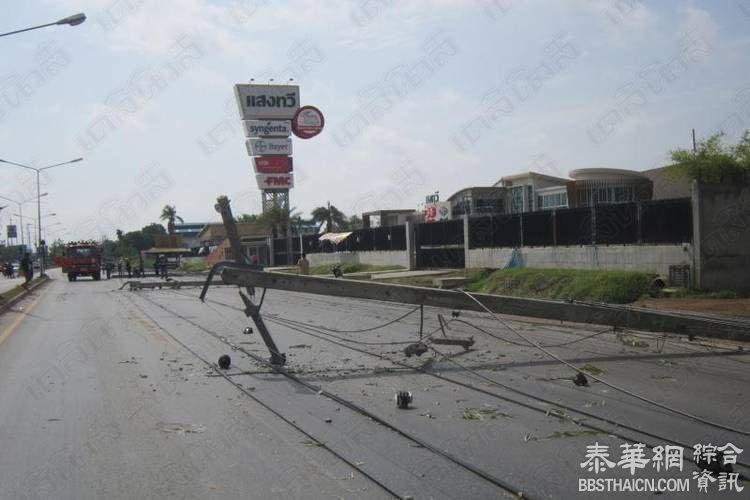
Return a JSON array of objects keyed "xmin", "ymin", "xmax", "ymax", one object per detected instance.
[
  {"xmin": 0, "ymin": 13, "xmax": 86, "ymax": 38},
  {"xmin": 0, "ymin": 158, "xmax": 83, "ymax": 275},
  {"xmin": 43, "ymin": 221, "xmax": 63, "ymax": 241},
  {"xmin": 0, "ymin": 192, "xmax": 46, "ymax": 247}
]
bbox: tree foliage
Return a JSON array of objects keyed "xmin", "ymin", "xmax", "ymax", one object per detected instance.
[
  {"xmin": 112, "ymin": 223, "xmax": 164, "ymax": 260},
  {"xmin": 160, "ymin": 205, "xmax": 184, "ymax": 235},
  {"xmin": 311, "ymin": 202, "xmax": 348, "ymax": 232},
  {"xmin": 236, "ymin": 213, "xmax": 260, "ymax": 223},
  {"xmin": 256, "ymin": 206, "xmax": 301, "ymax": 238},
  {"xmin": 669, "ymin": 131, "xmax": 750, "ymax": 184}
]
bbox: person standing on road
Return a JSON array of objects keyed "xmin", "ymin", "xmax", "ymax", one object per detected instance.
[
  {"xmin": 125, "ymin": 259, "xmax": 132, "ymax": 278},
  {"xmin": 162, "ymin": 255, "xmax": 169, "ymax": 279},
  {"xmin": 105, "ymin": 261, "xmax": 112, "ymax": 279},
  {"xmin": 297, "ymin": 253, "xmax": 310, "ymax": 276},
  {"xmin": 20, "ymin": 252, "xmax": 32, "ymax": 285}
]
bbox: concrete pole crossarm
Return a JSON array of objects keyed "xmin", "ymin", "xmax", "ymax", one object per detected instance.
[
  {"xmin": 220, "ymin": 269, "xmax": 750, "ymax": 342},
  {"xmin": 216, "ymin": 196, "xmax": 247, "ymax": 265}
]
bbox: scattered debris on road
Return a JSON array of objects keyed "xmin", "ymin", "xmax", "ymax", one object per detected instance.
[{"xmin": 218, "ymin": 354, "xmax": 231, "ymax": 369}]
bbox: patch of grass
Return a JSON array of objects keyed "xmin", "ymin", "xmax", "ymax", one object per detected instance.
[
  {"xmin": 462, "ymin": 407, "xmax": 512, "ymax": 420},
  {"xmin": 465, "ymin": 267, "xmax": 653, "ymax": 304},
  {"xmin": 308, "ymin": 263, "xmax": 404, "ymax": 276},
  {"xmin": 669, "ymin": 288, "xmax": 748, "ymax": 299},
  {"xmin": 615, "ymin": 332, "xmax": 650, "ymax": 349},
  {"xmin": 579, "ymin": 364, "xmax": 605, "ymax": 376},
  {"xmin": 0, "ymin": 277, "xmax": 46, "ymax": 305},
  {"xmin": 179, "ymin": 260, "xmax": 209, "ymax": 273},
  {"xmin": 544, "ymin": 430, "xmax": 600, "ymax": 440}
]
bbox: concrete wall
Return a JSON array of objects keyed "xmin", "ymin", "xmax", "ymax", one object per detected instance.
[
  {"xmin": 305, "ymin": 245, "xmax": 689, "ymax": 276},
  {"xmin": 467, "ymin": 244, "xmax": 690, "ymax": 276},
  {"xmin": 307, "ymin": 250, "xmax": 410, "ymax": 269},
  {"xmin": 693, "ymin": 183, "xmax": 750, "ymax": 291}
]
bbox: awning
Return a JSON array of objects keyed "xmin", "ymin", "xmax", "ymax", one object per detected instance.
[
  {"xmin": 142, "ymin": 247, "xmax": 192, "ymax": 255},
  {"xmin": 318, "ymin": 232, "xmax": 352, "ymax": 245}
]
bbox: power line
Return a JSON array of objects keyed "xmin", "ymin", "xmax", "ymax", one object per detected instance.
[{"xmin": 459, "ymin": 290, "xmax": 750, "ymax": 437}]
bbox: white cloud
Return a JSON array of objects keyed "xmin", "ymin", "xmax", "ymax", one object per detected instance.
[{"xmin": 679, "ymin": 5, "xmax": 719, "ymax": 44}]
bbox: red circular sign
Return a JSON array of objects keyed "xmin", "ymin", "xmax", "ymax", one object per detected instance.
[{"xmin": 292, "ymin": 105, "xmax": 324, "ymax": 139}]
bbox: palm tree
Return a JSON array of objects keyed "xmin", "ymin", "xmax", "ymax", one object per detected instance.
[
  {"xmin": 311, "ymin": 202, "xmax": 347, "ymax": 233},
  {"xmin": 256, "ymin": 206, "xmax": 300, "ymax": 238},
  {"xmin": 160, "ymin": 205, "xmax": 184, "ymax": 235}
]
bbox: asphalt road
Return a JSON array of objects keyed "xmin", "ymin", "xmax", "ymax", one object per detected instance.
[
  {"xmin": 0, "ymin": 275, "xmax": 25, "ymax": 296},
  {"xmin": 1, "ymin": 270, "xmax": 748, "ymax": 499}
]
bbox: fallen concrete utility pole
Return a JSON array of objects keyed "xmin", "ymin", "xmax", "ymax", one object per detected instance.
[
  {"xmin": 124, "ymin": 280, "xmax": 227, "ymax": 291},
  {"xmin": 220, "ymin": 269, "xmax": 750, "ymax": 343}
]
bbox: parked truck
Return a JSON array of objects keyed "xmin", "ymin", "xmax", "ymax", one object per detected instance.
[{"xmin": 56, "ymin": 241, "xmax": 102, "ymax": 281}]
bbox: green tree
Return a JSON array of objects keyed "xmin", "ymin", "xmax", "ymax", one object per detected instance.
[
  {"xmin": 160, "ymin": 205, "xmax": 184, "ymax": 235},
  {"xmin": 669, "ymin": 131, "xmax": 750, "ymax": 184},
  {"xmin": 343, "ymin": 214, "xmax": 363, "ymax": 231},
  {"xmin": 100, "ymin": 239, "xmax": 117, "ymax": 260},
  {"xmin": 142, "ymin": 223, "xmax": 166, "ymax": 239},
  {"xmin": 311, "ymin": 202, "xmax": 347, "ymax": 233},
  {"xmin": 257, "ymin": 206, "xmax": 301, "ymax": 238},
  {"xmin": 236, "ymin": 213, "xmax": 260, "ymax": 223}
]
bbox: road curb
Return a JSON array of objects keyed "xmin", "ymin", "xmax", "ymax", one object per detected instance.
[{"xmin": 0, "ymin": 276, "xmax": 50, "ymax": 315}]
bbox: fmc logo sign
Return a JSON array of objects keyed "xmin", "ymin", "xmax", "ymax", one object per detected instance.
[
  {"xmin": 256, "ymin": 173, "xmax": 294, "ymax": 189},
  {"xmin": 253, "ymin": 156, "xmax": 293, "ymax": 174}
]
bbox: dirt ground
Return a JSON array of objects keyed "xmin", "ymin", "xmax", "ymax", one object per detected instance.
[{"xmin": 634, "ymin": 297, "xmax": 750, "ymax": 318}]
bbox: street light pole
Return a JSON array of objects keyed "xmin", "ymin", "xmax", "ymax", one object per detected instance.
[
  {"xmin": 0, "ymin": 158, "xmax": 82, "ymax": 275},
  {"xmin": 0, "ymin": 13, "xmax": 86, "ymax": 38}
]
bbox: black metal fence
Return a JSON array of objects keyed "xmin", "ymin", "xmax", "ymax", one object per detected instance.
[
  {"xmin": 276, "ymin": 225, "xmax": 408, "ymax": 264},
  {"xmin": 289, "ymin": 199, "xmax": 693, "ymax": 268},
  {"xmin": 468, "ymin": 199, "xmax": 693, "ymax": 249},
  {"xmin": 417, "ymin": 219, "xmax": 464, "ymax": 268}
]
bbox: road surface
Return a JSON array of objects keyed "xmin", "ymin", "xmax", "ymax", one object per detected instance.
[
  {"xmin": 0, "ymin": 270, "xmax": 748, "ymax": 499},
  {"xmin": 0, "ymin": 275, "xmax": 26, "ymax": 296}
]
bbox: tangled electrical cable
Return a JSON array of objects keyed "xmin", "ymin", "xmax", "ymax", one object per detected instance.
[{"xmin": 459, "ymin": 289, "xmax": 750, "ymax": 437}]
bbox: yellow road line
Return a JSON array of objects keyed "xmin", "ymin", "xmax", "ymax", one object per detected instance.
[{"xmin": 0, "ymin": 282, "xmax": 51, "ymax": 347}]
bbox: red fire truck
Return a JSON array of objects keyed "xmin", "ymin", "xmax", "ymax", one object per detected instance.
[{"xmin": 56, "ymin": 241, "xmax": 102, "ymax": 281}]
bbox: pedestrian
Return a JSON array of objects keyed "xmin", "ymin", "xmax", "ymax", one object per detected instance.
[
  {"xmin": 105, "ymin": 261, "xmax": 112, "ymax": 279},
  {"xmin": 160, "ymin": 255, "xmax": 169, "ymax": 279},
  {"xmin": 117, "ymin": 258, "xmax": 124, "ymax": 278},
  {"xmin": 138, "ymin": 255, "xmax": 144, "ymax": 278},
  {"xmin": 297, "ymin": 253, "xmax": 310, "ymax": 276},
  {"xmin": 20, "ymin": 252, "xmax": 33, "ymax": 285},
  {"xmin": 251, "ymin": 254, "xmax": 259, "ymax": 266},
  {"xmin": 153, "ymin": 256, "xmax": 159, "ymax": 277},
  {"xmin": 125, "ymin": 259, "xmax": 132, "ymax": 278}
]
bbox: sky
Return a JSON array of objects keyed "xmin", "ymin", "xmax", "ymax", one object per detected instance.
[{"xmin": 1, "ymin": 0, "xmax": 749, "ymax": 242}]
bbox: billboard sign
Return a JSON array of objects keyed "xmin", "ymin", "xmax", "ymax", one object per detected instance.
[
  {"xmin": 423, "ymin": 202, "xmax": 452, "ymax": 222},
  {"xmin": 292, "ymin": 105, "xmax": 324, "ymax": 139},
  {"xmin": 242, "ymin": 120, "xmax": 292, "ymax": 138},
  {"xmin": 256, "ymin": 173, "xmax": 294, "ymax": 189},
  {"xmin": 254, "ymin": 156, "xmax": 293, "ymax": 174},
  {"xmin": 234, "ymin": 84, "xmax": 300, "ymax": 120},
  {"xmin": 246, "ymin": 137, "xmax": 293, "ymax": 156},
  {"xmin": 6, "ymin": 224, "xmax": 17, "ymax": 239}
]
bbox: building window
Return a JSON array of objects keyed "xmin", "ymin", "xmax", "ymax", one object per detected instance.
[
  {"xmin": 526, "ymin": 185, "xmax": 534, "ymax": 212},
  {"xmin": 509, "ymin": 186, "xmax": 524, "ymax": 214},
  {"xmin": 537, "ymin": 192, "xmax": 568, "ymax": 210}
]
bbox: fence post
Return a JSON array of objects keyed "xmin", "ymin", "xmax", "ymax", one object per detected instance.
[
  {"xmin": 519, "ymin": 213, "xmax": 524, "ymax": 247},
  {"xmin": 463, "ymin": 214, "xmax": 470, "ymax": 270},
  {"xmin": 636, "ymin": 202, "xmax": 643, "ymax": 244},
  {"xmin": 268, "ymin": 236, "xmax": 275, "ymax": 267},
  {"xmin": 552, "ymin": 209, "xmax": 558, "ymax": 247},
  {"xmin": 691, "ymin": 181, "xmax": 701, "ymax": 289},
  {"xmin": 405, "ymin": 221, "xmax": 416, "ymax": 271},
  {"xmin": 591, "ymin": 205, "xmax": 597, "ymax": 245}
]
